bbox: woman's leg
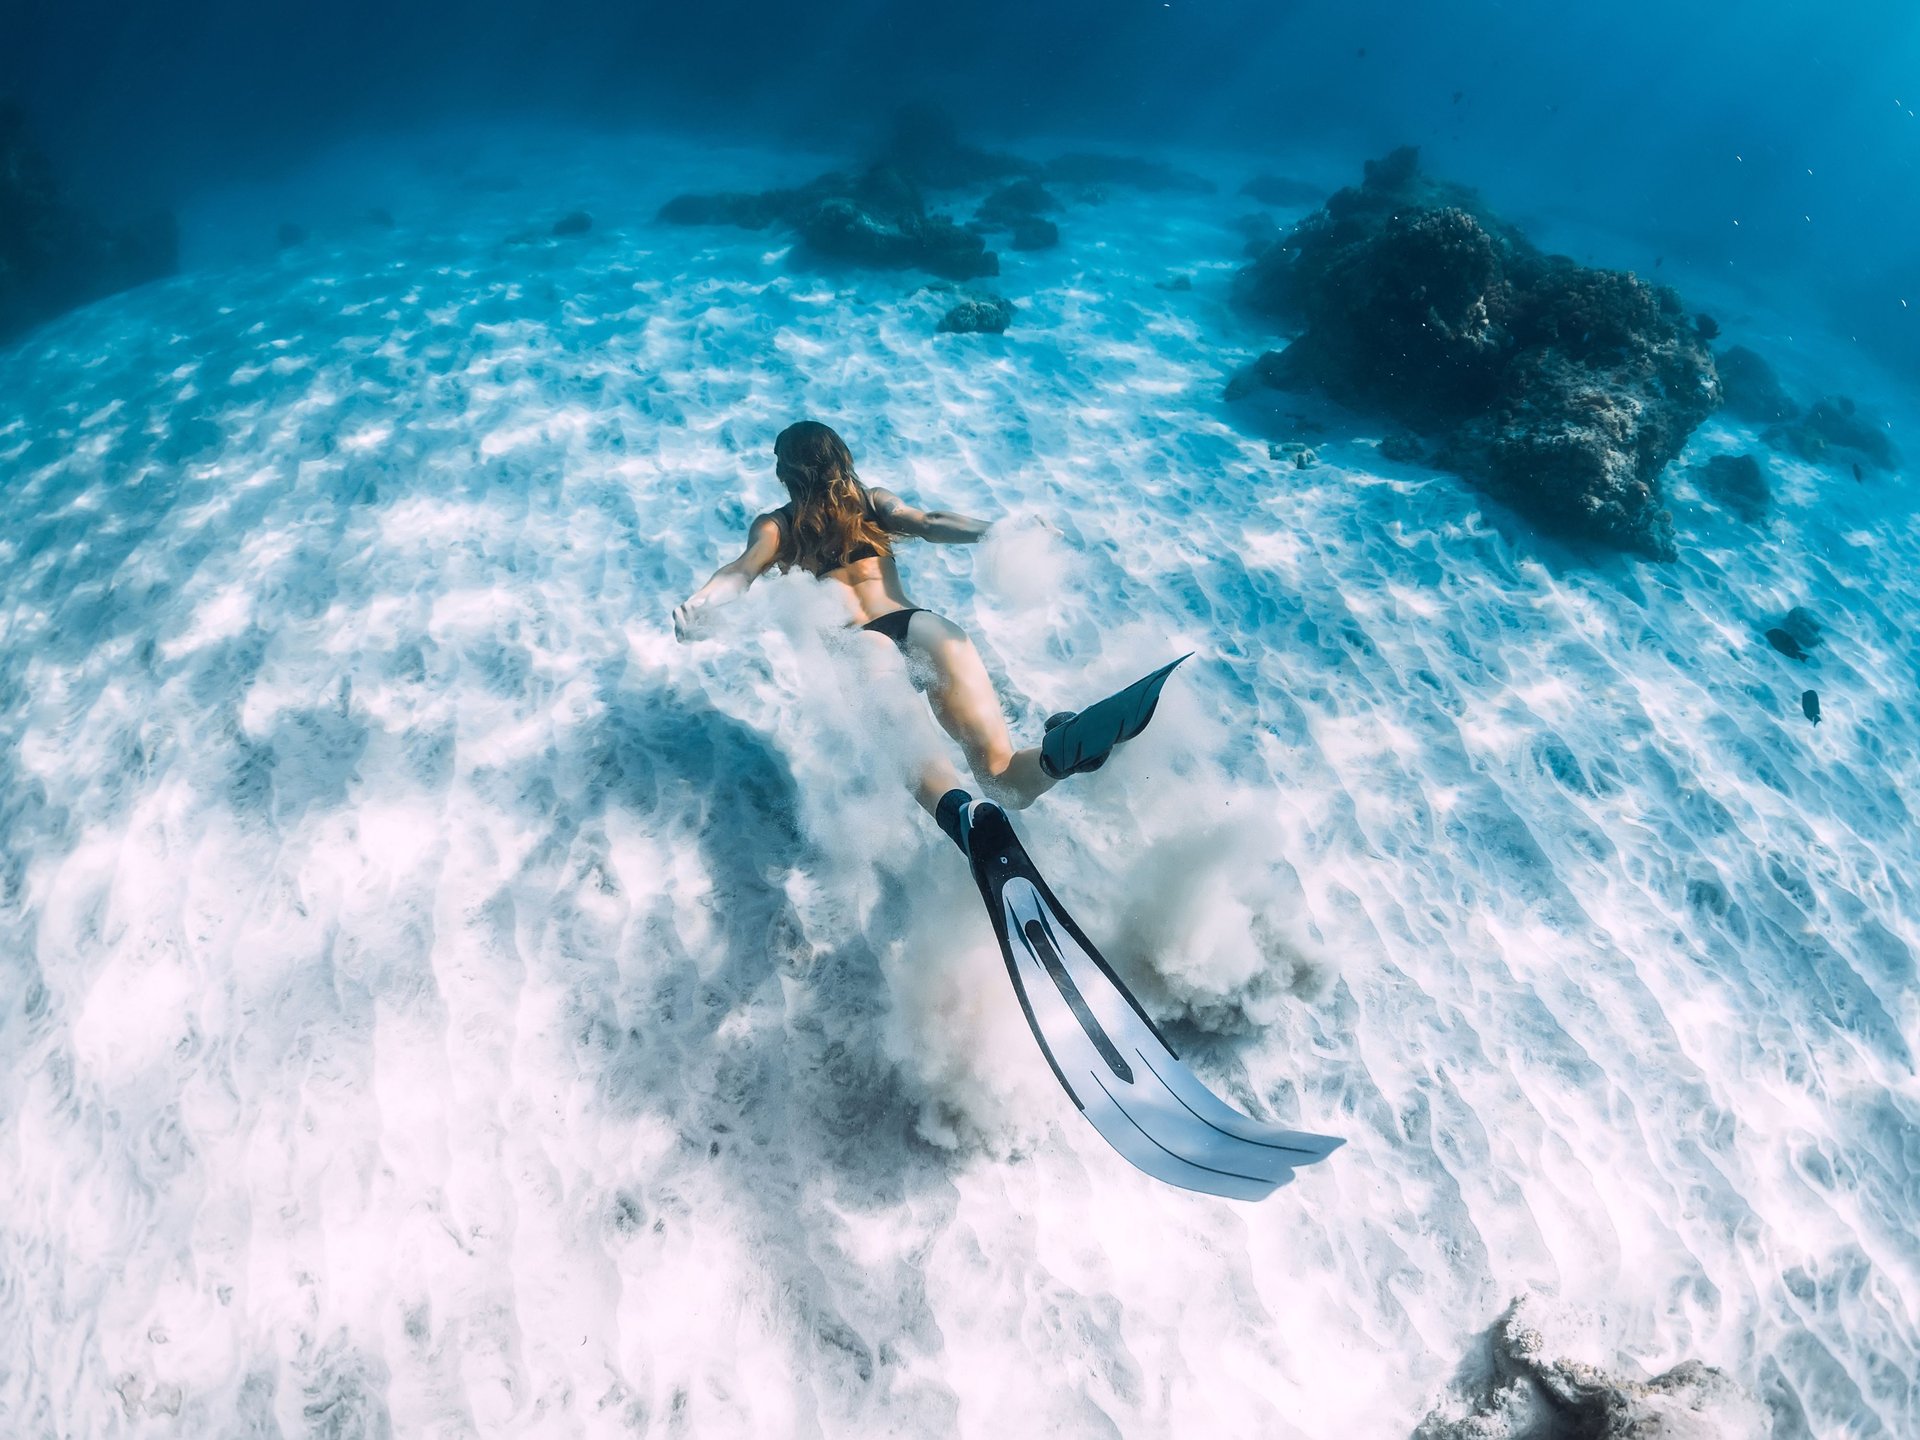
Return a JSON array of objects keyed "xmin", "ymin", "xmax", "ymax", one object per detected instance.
[
  {"xmin": 910, "ymin": 753, "xmax": 972, "ymax": 817},
  {"xmin": 844, "ymin": 627, "xmax": 975, "ymax": 817},
  {"xmin": 900, "ymin": 613, "xmax": 1057, "ymax": 809}
]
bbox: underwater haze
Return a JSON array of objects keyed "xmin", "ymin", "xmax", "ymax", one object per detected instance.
[
  {"xmin": 2, "ymin": 2, "xmax": 1918, "ymax": 1437},
  {"xmin": 10, "ymin": 0, "xmax": 1920, "ymax": 376}
]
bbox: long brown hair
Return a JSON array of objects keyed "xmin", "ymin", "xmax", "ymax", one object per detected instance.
[{"xmin": 772, "ymin": 421, "xmax": 893, "ymax": 573}]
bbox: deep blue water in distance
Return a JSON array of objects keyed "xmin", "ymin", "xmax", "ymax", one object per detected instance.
[{"xmin": 9, "ymin": 0, "xmax": 1919, "ymax": 375}]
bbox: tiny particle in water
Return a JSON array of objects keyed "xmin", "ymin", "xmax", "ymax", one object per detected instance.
[
  {"xmin": 1356, "ymin": 46, "xmax": 1367, "ymax": 57},
  {"xmin": 1452, "ymin": 90, "xmax": 1464, "ymax": 104},
  {"xmin": 1802, "ymin": 690, "xmax": 1821, "ymax": 724}
]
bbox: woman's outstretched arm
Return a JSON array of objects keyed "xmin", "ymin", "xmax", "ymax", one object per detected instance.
[
  {"xmin": 868, "ymin": 487, "xmax": 992, "ymax": 544},
  {"xmin": 672, "ymin": 513, "xmax": 784, "ymax": 641}
]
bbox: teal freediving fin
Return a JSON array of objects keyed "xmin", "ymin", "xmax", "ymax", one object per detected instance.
[{"xmin": 1040, "ymin": 654, "xmax": 1191, "ymax": 780}]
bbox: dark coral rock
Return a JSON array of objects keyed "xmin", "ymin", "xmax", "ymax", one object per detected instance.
[
  {"xmin": 0, "ymin": 102, "xmax": 177, "ymax": 344},
  {"xmin": 658, "ymin": 188, "xmax": 801, "ymax": 229},
  {"xmin": 1380, "ymin": 431, "xmax": 1428, "ymax": 464},
  {"xmin": 970, "ymin": 179, "xmax": 1061, "ymax": 248},
  {"xmin": 1363, "ymin": 145, "xmax": 1421, "ymax": 190},
  {"xmin": 552, "ymin": 210, "xmax": 593, "ymax": 236},
  {"xmin": 1715, "ymin": 344, "xmax": 1798, "ymax": 422},
  {"xmin": 1514, "ymin": 259, "xmax": 1669, "ymax": 362},
  {"xmin": 1239, "ymin": 174, "xmax": 1324, "ymax": 207},
  {"xmin": 656, "ymin": 166, "xmax": 879, "ymax": 234},
  {"xmin": 1696, "ymin": 453, "xmax": 1771, "ymax": 522},
  {"xmin": 1230, "ymin": 146, "xmax": 1719, "ymax": 559},
  {"xmin": 1416, "ymin": 1299, "xmax": 1765, "ymax": 1439},
  {"xmin": 936, "ymin": 296, "xmax": 1015, "ymax": 335},
  {"xmin": 977, "ymin": 179, "xmax": 1057, "ymax": 224},
  {"xmin": 1232, "ymin": 145, "xmax": 1521, "ymax": 328},
  {"xmin": 1446, "ymin": 348, "xmax": 1699, "ymax": 559},
  {"xmin": 883, "ymin": 105, "xmax": 1035, "ymax": 189},
  {"xmin": 1236, "ymin": 200, "xmax": 1517, "ymax": 430},
  {"xmin": 798, "ymin": 197, "xmax": 909, "ymax": 266},
  {"xmin": 799, "ymin": 198, "xmax": 997, "ymax": 280},
  {"xmin": 1008, "ymin": 217, "xmax": 1059, "ymax": 251},
  {"xmin": 1771, "ymin": 395, "xmax": 1899, "ymax": 471},
  {"xmin": 844, "ymin": 163, "xmax": 925, "ymax": 228},
  {"xmin": 663, "ymin": 161, "xmax": 996, "ymax": 280},
  {"xmin": 1779, "ymin": 605, "xmax": 1823, "ymax": 652},
  {"xmin": 1315, "ymin": 206, "xmax": 1514, "ymax": 419},
  {"xmin": 1695, "ymin": 312, "xmax": 1720, "ymax": 340},
  {"xmin": 1041, "ymin": 153, "xmax": 1215, "ymax": 194}
]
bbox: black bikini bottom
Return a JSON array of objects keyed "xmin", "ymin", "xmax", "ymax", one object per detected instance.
[{"xmin": 859, "ymin": 607, "xmax": 927, "ymax": 652}]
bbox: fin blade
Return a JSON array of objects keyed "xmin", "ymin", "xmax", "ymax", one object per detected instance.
[
  {"xmin": 1041, "ymin": 653, "xmax": 1191, "ymax": 779},
  {"xmin": 965, "ymin": 802, "xmax": 1343, "ymax": 1201}
]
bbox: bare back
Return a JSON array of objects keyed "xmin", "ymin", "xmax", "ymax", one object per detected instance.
[{"xmin": 765, "ymin": 492, "xmax": 919, "ymax": 625}]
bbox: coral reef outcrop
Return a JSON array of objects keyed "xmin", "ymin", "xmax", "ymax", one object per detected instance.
[
  {"xmin": 1415, "ymin": 1299, "xmax": 1772, "ymax": 1439},
  {"xmin": 1229, "ymin": 147, "xmax": 1720, "ymax": 559}
]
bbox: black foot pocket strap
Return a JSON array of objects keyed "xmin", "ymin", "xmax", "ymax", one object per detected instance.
[
  {"xmin": 1040, "ymin": 654, "xmax": 1190, "ymax": 780},
  {"xmin": 935, "ymin": 789, "xmax": 974, "ymax": 854}
]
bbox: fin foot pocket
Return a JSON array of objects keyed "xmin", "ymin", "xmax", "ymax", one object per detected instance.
[
  {"xmin": 1042, "ymin": 711, "xmax": 1105, "ymax": 770},
  {"xmin": 935, "ymin": 789, "xmax": 974, "ymax": 855}
]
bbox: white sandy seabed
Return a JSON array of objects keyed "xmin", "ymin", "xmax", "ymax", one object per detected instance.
[{"xmin": 0, "ymin": 126, "xmax": 1915, "ymax": 1439}]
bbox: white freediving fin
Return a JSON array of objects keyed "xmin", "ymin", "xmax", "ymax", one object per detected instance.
[{"xmin": 960, "ymin": 799, "xmax": 1343, "ymax": 1200}]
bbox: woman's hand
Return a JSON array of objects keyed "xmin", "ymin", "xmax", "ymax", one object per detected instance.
[
  {"xmin": 673, "ymin": 517, "xmax": 781, "ymax": 642},
  {"xmin": 994, "ymin": 512, "xmax": 1063, "ymax": 539}
]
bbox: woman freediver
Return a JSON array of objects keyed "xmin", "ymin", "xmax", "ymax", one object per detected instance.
[
  {"xmin": 667, "ymin": 424, "xmax": 1333, "ymax": 1204},
  {"xmin": 672, "ymin": 420, "xmax": 1183, "ymax": 847}
]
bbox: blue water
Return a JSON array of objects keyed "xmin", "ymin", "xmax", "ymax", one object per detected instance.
[{"xmin": 2, "ymin": 9, "xmax": 1917, "ymax": 1438}]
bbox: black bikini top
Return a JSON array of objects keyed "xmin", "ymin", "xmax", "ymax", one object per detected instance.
[{"xmin": 772, "ymin": 496, "xmax": 887, "ymax": 573}]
